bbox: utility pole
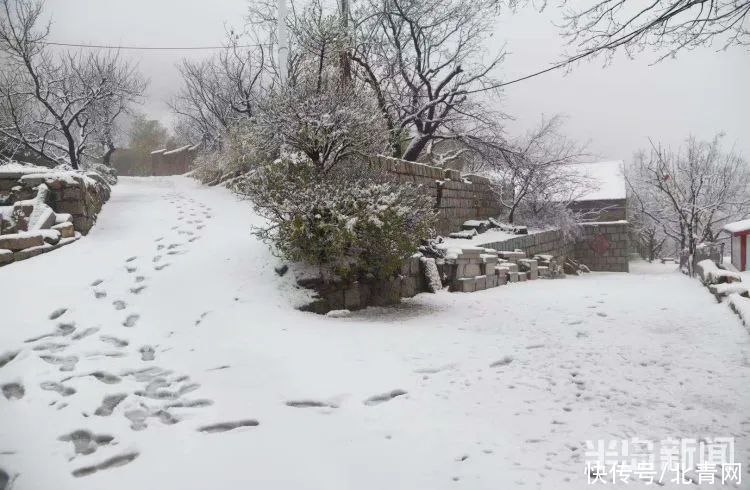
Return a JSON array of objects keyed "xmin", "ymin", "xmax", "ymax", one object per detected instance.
[
  {"xmin": 339, "ymin": 0, "xmax": 351, "ymax": 87},
  {"xmin": 278, "ymin": 0, "xmax": 288, "ymax": 84}
]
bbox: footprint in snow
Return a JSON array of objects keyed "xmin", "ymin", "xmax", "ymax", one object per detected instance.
[
  {"xmin": 93, "ymin": 289, "xmax": 107, "ymax": 299},
  {"xmin": 125, "ymin": 256, "xmax": 137, "ymax": 263},
  {"xmin": 596, "ymin": 312, "xmax": 608, "ymax": 317},
  {"xmin": 154, "ymin": 263, "xmax": 170, "ymax": 271},
  {"xmin": 71, "ymin": 452, "xmax": 139, "ymax": 478},
  {"xmin": 100, "ymin": 335, "xmax": 128, "ymax": 348},
  {"xmin": 58, "ymin": 429, "xmax": 113, "ymax": 456},
  {"xmin": 130, "ymin": 285, "xmax": 146, "ymax": 295},
  {"xmin": 122, "ymin": 314, "xmax": 140, "ymax": 328},
  {"xmin": 490, "ymin": 356, "xmax": 514, "ymax": 368},
  {"xmin": 286, "ymin": 399, "xmax": 338, "ymax": 409},
  {"xmin": 39, "ymin": 354, "xmax": 78, "ymax": 372},
  {"xmin": 90, "ymin": 279, "xmax": 103, "ymax": 287},
  {"xmin": 125, "ymin": 266, "xmax": 137, "ymax": 273},
  {"xmin": 364, "ymin": 389, "xmax": 407, "ymax": 406},
  {"xmin": 112, "ymin": 300, "xmax": 127, "ymax": 310},
  {"xmin": 197, "ymin": 420, "xmax": 259, "ymax": 433},
  {"xmin": 40, "ymin": 381, "xmax": 76, "ymax": 396},
  {"xmin": 94, "ymin": 393, "xmax": 127, "ymax": 416},
  {"xmin": 1, "ymin": 383, "xmax": 25, "ymax": 400},
  {"xmin": 0, "ymin": 351, "xmax": 19, "ymax": 370},
  {"xmin": 49, "ymin": 308, "xmax": 67, "ymax": 320},
  {"xmin": 139, "ymin": 346, "xmax": 155, "ymax": 361},
  {"xmin": 72, "ymin": 327, "xmax": 100, "ymax": 340}
]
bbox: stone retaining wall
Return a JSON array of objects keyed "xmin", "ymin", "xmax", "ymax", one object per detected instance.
[
  {"xmin": 1, "ymin": 170, "xmax": 110, "ymax": 234},
  {"xmin": 477, "ymin": 223, "xmax": 630, "ymax": 272},
  {"xmin": 573, "ymin": 221, "xmax": 629, "ymax": 272},
  {"xmin": 478, "ymin": 229, "xmax": 572, "ymax": 259},
  {"xmin": 297, "ymin": 255, "xmax": 430, "ymax": 314},
  {"xmin": 369, "ymin": 156, "xmax": 501, "ymax": 235}
]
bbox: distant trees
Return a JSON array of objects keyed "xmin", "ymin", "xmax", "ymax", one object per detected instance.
[
  {"xmin": 0, "ymin": 0, "xmax": 145, "ymax": 169},
  {"xmin": 127, "ymin": 114, "xmax": 173, "ymax": 168},
  {"xmin": 626, "ymin": 135, "xmax": 750, "ymax": 266}
]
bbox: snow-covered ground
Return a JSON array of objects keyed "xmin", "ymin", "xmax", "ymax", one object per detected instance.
[{"xmin": 1, "ymin": 177, "xmax": 749, "ymax": 489}]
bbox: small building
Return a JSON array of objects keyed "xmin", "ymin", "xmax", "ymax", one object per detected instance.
[
  {"xmin": 565, "ymin": 161, "xmax": 628, "ymax": 222},
  {"xmin": 723, "ymin": 219, "xmax": 750, "ymax": 271}
]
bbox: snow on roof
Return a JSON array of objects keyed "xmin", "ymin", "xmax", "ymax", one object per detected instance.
[
  {"xmin": 567, "ymin": 161, "xmax": 627, "ymax": 202},
  {"xmin": 150, "ymin": 148, "xmax": 166, "ymax": 155},
  {"xmin": 723, "ymin": 219, "xmax": 750, "ymax": 234}
]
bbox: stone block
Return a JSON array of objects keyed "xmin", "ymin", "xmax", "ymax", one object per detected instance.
[
  {"xmin": 486, "ymin": 274, "xmax": 498, "ymax": 288},
  {"xmin": 0, "ymin": 231, "xmax": 45, "ymax": 251},
  {"xmin": 400, "ymin": 275, "xmax": 418, "ymax": 298},
  {"xmin": 52, "ymin": 221, "xmax": 75, "ymax": 238},
  {"xmin": 453, "ymin": 277, "xmax": 476, "ymax": 292},
  {"xmin": 527, "ymin": 269, "xmax": 538, "ymax": 280},
  {"xmin": 518, "ymin": 272, "xmax": 527, "ymax": 282},
  {"xmin": 508, "ymin": 271, "xmax": 519, "ymax": 283},
  {"xmin": 496, "ymin": 271, "xmax": 508, "ymax": 285},
  {"xmin": 13, "ymin": 242, "xmax": 54, "ymax": 261},
  {"xmin": 505, "ymin": 262, "xmax": 519, "ymax": 274},
  {"xmin": 344, "ymin": 285, "xmax": 361, "ymax": 309},
  {"xmin": 0, "ymin": 248, "xmax": 13, "ymax": 266},
  {"xmin": 474, "ymin": 275, "xmax": 487, "ymax": 291}
]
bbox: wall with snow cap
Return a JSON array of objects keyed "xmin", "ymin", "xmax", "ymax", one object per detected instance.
[
  {"xmin": 150, "ymin": 145, "xmax": 198, "ymax": 176},
  {"xmin": 0, "ymin": 168, "xmax": 110, "ymax": 234},
  {"xmin": 477, "ymin": 229, "xmax": 572, "ymax": 259},
  {"xmin": 368, "ymin": 156, "xmax": 501, "ymax": 235},
  {"xmin": 476, "ymin": 223, "xmax": 630, "ymax": 272},
  {"xmin": 573, "ymin": 222, "xmax": 630, "ymax": 272}
]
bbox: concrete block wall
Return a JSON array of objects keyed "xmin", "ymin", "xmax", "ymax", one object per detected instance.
[
  {"xmin": 573, "ymin": 222, "xmax": 630, "ymax": 272},
  {"xmin": 369, "ymin": 156, "xmax": 501, "ymax": 235},
  {"xmin": 478, "ymin": 223, "xmax": 630, "ymax": 272},
  {"xmin": 479, "ymin": 229, "xmax": 572, "ymax": 259}
]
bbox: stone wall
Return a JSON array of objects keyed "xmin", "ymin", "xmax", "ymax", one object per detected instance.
[
  {"xmin": 150, "ymin": 145, "xmax": 197, "ymax": 176},
  {"xmin": 369, "ymin": 156, "xmax": 501, "ymax": 235},
  {"xmin": 478, "ymin": 229, "xmax": 572, "ymax": 259},
  {"xmin": 0, "ymin": 167, "xmax": 110, "ymax": 234},
  {"xmin": 573, "ymin": 221, "xmax": 630, "ymax": 272},
  {"xmin": 476, "ymin": 223, "xmax": 630, "ymax": 272},
  {"xmin": 297, "ymin": 254, "xmax": 430, "ymax": 314}
]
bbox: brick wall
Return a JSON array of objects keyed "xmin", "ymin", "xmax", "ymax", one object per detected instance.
[
  {"xmin": 573, "ymin": 222, "xmax": 629, "ymax": 272},
  {"xmin": 369, "ymin": 156, "xmax": 501, "ymax": 235}
]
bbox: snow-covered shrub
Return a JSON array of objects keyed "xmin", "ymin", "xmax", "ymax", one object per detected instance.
[
  {"xmin": 192, "ymin": 126, "xmax": 261, "ymax": 186},
  {"xmin": 248, "ymin": 79, "xmax": 387, "ymax": 173},
  {"xmin": 237, "ymin": 159, "xmax": 436, "ymax": 281}
]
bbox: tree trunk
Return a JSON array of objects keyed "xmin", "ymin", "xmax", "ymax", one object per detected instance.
[{"xmin": 402, "ymin": 135, "xmax": 429, "ymax": 162}]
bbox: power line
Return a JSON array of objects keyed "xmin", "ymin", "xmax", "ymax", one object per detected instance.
[{"xmin": 41, "ymin": 41, "xmax": 271, "ymax": 50}]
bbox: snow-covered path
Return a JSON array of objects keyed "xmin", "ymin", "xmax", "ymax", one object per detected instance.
[{"xmin": 1, "ymin": 177, "xmax": 749, "ymax": 489}]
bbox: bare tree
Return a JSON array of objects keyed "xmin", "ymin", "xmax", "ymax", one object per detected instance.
[
  {"xmin": 560, "ymin": 0, "xmax": 750, "ymax": 62},
  {"xmin": 347, "ymin": 0, "xmax": 507, "ymax": 161},
  {"xmin": 627, "ymin": 135, "xmax": 750, "ymax": 272},
  {"xmin": 488, "ymin": 116, "xmax": 590, "ymax": 224},
  {"xmin": 0, "ymin": 0, "xmax": 145, "ymax": 169},
  {"xmin": 170, "ymin": 34, "xmax": 267, "ymax": 150}
]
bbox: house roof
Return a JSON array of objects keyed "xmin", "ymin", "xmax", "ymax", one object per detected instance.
[
  {"xmin": 723, "ymin": 219, "xmax": 750, "ymax": 234},
  {"xmin": 566, "ymin": 161, "xmax": 627, "ymax": 202}
]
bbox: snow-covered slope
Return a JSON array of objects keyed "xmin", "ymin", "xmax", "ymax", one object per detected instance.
[{"xmin": 0, "ymin": 177, "xmax": 748, "ymax": 490}]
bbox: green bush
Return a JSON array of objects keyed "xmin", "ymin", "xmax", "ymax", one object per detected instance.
[{"xmin": 237, "ymin": 159, "xmax": 436, "ymax": 281}]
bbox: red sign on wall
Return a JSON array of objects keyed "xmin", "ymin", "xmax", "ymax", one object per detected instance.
[{"xmin": 590, "ymin": 233, "xmax": 610, "ymax": 255}]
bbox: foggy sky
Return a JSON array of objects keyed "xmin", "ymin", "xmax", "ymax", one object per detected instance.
[{"xmin": 44, "ymin": 0, "xmax": 750, "ymax": 163}]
